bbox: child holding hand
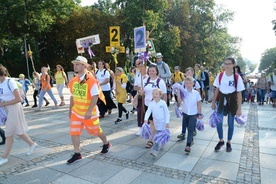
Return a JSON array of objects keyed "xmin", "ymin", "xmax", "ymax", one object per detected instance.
[
  {"xmin": 177, "ymin": 76, "xmax": 203, "ymax": 153},
  {"xmin": 144, "ymin": 88, "xmax": 170, "ymax": 157}
]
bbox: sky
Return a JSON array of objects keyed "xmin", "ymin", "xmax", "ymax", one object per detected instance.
[{"xmin": 81, "ymin": 0, "xmax": 276, "ymax": 63}]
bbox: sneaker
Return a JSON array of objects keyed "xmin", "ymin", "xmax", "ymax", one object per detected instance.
[
  {"xmin": 214, "ymin": 141, "xmax": 225, "ymax": 151},
  {"xmin": 52, "ymin": 105, "xmax": 58, "ymax": 109},
  {"xmin": 184, "ymin": 146, "xmax": 191, "ymax": 153},
  {"xmin": 126, "ymin": 111, "xmax": 129, "ymax": 119},
  {"xmin": 150, "ymin": 150, "xmax": 158, "ymax": 157},
  {"xmin": 0, "ymin": 157, "xmax": 8, "ymax": 166},
  {"xmin": 226, "ymin": 142, "xmax": 232, "ymax": 152},
  {"xmin": 115, "ymin": 118, "xmax": 122, "ymax": 124},
  {"xmin": 99, "ymin": 115, "xmax": 105, "ymax": 119},
  {"xmin": 59, "ymin": 102, "xmax": 65, "ymax": 106},
  {"xmin": 193, "ymin": 130, "xmax": 197, "ymax": 136},
  {"xmin": 26, "ymin": 143, "xmax": 38, "ymax": 156},
  {"xmin": 32, "ymin": 105, "xmax": 38, "ymax": 108},
  {"xmin": 159, "ymin": 144, "xmax": 165, "ymax": 151},
  {"xmin": 108, "ymin": 109, "xmax": 112, "ymax": 115},
  {"xmin": 67, "ymin": 153, "xmax": 82, "ymax": 164},
  {"xmin": 136, "ymin": 128, "xmax": 142, "ymax": 136},
  {"xmin": 35, "ymin": 108, "xmax": 41, "ymax": 112},
  {"xmin": 45, "ymin": 102, "xmax": 50, "ymax": 106},
  {"xmin": 177, "ymin": 134, "xmax": 185, "ymax": 140},
  {"xmin": 101, "ymin": 142, "xmax": 111, "ymax": 154},
  {"xmin": 24, "ymin": 104, "xmax": 29, "ymax": 107}
]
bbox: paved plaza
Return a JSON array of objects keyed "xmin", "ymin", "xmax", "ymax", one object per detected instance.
[{"xmin": 0, "ymin": 88, "xmax": 276, "ymax": 184}]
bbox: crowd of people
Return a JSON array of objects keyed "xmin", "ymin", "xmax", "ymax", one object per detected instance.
[{"xmin": 0, "ymin": 53, "xmax": 276, "ymax": 166}]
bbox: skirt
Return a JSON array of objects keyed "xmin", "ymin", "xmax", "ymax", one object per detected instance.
[{"xmin": 5, "ymin": 103, "xmax": 29, "ymax": 137}]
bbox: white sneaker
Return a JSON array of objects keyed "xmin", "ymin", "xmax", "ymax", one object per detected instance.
[
  {"xmin": 150, "ymin": 150, "xmax": 158, "ymax": 157},
  {"xmin": 136, "ymin": 128, "xmax": 142, "ymax": 136},
  {"xmin": 159, "ymin": 144, "xmax": 165, "ymax": 151},
  {"xmin": 0, "ymin": 157, "xmax": 8, "ymax": 166},
  {"xmin": 26, "ymin": 143, "xmax": 38, "ymax": 156}
]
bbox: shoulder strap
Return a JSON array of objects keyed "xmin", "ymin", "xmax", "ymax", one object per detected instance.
[
  {"xmin": 218, "ymin": 72, "xmax": 223, "ymax": 85},
  {"xmin": 144, "ymin": 77, "xmax": 151, "ymax": 87},
  {"xmin": 235, "ymin": 73, "xmax": 239, "ymax": 89},
  {"xmin": 7, "ymin": 79, "xmax": 11, "ymax": 91},
  {"xmin": 271, "ymin": 75, "xmax": 274, "ymax": 83},
  {"xmin": 162, "ymin": 62, "xmax": 166, "ymax": 74},
  {"xmin": 156, "ymin": 77, "xmax": 161, "ymax": 88}
]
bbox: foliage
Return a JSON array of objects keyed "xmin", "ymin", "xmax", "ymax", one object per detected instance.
[
  {"xmin": 259, "ymin": 47, "xmax": 276, "ymax": 72},
  {"xmin": 0, "ymin": 0, "xmax": 254, "ymax": 77}
]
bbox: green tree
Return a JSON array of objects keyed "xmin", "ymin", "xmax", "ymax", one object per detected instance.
[{"xmin": 259, "ymin": 47, "xmax": 276, "ymax": 72}]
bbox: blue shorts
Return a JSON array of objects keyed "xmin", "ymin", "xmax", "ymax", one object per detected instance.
[{"xmin": 271, "ymin": 90, "xmax": 276, "ymax": 98}]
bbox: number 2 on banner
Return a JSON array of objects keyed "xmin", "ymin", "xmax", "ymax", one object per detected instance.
[{"xmin": 134, "ymin": 26, "xmax": 146, "ymax": 53}]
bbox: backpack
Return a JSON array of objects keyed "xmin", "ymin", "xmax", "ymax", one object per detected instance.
[
  {"xmin": 144, "ymin": 77, "xmax": 161, "ymax": 88},
  {"xmin": 49, "ymin": 75, "xmax": 54, "ymax": 87},
  {"xmin": 121, "ymin": 78, "xmax": 133, "ymax": 93},
  {"xmin": 96, "ymin": 69, "xmax": 113, "ymax": 88},
  {"xmin": 7, "ymin": 79, "xmax": 26, "ymax": 102}
]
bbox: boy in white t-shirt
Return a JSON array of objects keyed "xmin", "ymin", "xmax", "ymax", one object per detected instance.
[
  {"xmin": 144, "ymin": 88, "xmax": 170, "ymax": 157},
  {"xmin": 177, "ymin": 76, "xmax": 203, "ymax": 153}
]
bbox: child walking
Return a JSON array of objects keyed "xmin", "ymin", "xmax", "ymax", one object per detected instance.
[
  {"xmin": 177, "ymin": 76, "xmax": 203, "ymax": 153},
  {"xmin": 144, "ymin": 88, "xmax": 170, "ymax": 157}
]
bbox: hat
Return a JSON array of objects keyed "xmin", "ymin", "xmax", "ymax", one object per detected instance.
[
  {"xmin": 19, "ymin": 74, "xmax": 25, "ymax": 78},
  {"xmin": 156, "ymin": 53, "xmax": 163, "ymax": 58},
  {"xmin": 174, "ymin": 66, "xmax": 179, "ymax": 70},
  {"xmin": 72, "ymin": 56, "xmax": 89, "ymax": 66}
]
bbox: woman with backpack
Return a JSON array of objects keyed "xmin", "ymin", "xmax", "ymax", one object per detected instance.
[
  {"xmin": 211, "ymin": 58, "xmax": 245, "ymax": 152},
  {"xmin": 95, "ymin": 60, "xmax": 117, "ymax": 118},
  {"xmin": 139, "ymin": 65, "xmax": 167, "ymax": 149},
  {"xmin": 0, "ymin": 65, "xmax": 37, "ymax": 166},
  {"xmin": 35, "ymin": 66, "xmax": 58, "ymax": 111}
]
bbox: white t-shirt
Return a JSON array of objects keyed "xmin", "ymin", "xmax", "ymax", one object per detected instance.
[
  {"xmin": 143, "ymin": 77, "xmax": 167, "ymax": 106},
  {"xmin": 0, "ymin": 78, "xmax": 18, "ymax": 102},
  {"xmin": 267, "ymin": 74, "xmax": 276, "ymax": 91},
  {"xmin": 134, "ymin": 71, "xmax": 142, "ymax": 87},
  {"xmin": 144, "ymin": 99, "xmax": 170, "ymax": 131},
  {"xmin": 181, "ymin": 89, "xmax": 202, "ymax": 115},
  {"xmin": 213, "ymin": 72, "xmax": 245, "ymax": 93},
  {"xmin": 95, "ymin": 69, "xmax": 111, "ymax": 91}
]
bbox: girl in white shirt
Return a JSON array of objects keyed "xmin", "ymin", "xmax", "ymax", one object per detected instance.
[
  {"xmin": 144, "ymin": 88, "xmax": 170, "ymax": 157},
  {"xmin": 211, "ymin": 57, "xmax": 245, "ymax": 152},
  {"xmin": 177, "ymin": 76, "xmax": 203, "ymax": 153}
]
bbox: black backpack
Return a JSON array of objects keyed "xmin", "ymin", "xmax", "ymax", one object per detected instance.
[
  {"xmin": 96, "ymin": 69, "xmax": 113, "ymax": 88},
  {"xmin": 121, "ymin": 78, "xmax": 133, "ymax": 93}
]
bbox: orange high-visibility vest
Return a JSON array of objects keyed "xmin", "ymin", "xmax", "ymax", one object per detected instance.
[{"xmin": 69, "ymin": 73, "xmax": 105, "ymax": 116}]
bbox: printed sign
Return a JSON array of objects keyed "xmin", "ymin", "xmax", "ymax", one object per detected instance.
[
  {"xmin": 109, "ymin": 26, "xmax": 120, "ymax": 47},
  {"xmin": 76, "ymin": 34, "xmax": 100, "ymax": 49},
  {"xmin": 134, "ymin": 26, "xmax": 146, "ymax": 53}
]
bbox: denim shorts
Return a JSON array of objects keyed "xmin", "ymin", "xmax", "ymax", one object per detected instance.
[{"xmin": 271, "ymin": 90, "xmax": 276, "ymax": 98}]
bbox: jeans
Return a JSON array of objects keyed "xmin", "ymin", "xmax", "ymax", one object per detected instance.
[
  {"xmin": 216, "ymin": 106, "xmax": 235, "ymax": 141},
  {"xmin": 56, "ymin": 84, "xmax": 65, "ymax": 97},
  {"xmin": 258, "ymin": 88, "xmax": 266, "ymax": 103},
  {"xmin": 38, "ymin": 89, "xmax": 57, "ymax": 108},
  {"xmin": 182, "ymin": 113, "xmax": 197, "ymax": 145}
]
